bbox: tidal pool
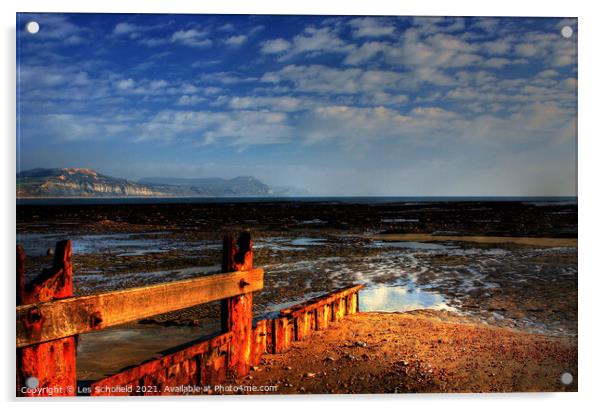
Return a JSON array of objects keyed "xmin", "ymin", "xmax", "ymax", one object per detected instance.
[{"xmin": 360, "ymin": 285, "xmax": 454, "ymax": 312}]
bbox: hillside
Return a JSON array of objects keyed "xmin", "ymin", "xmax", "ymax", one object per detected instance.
[
  {"xmin": 17, "ymin": 168, "xmax": 162, "ymax": 198},
  {"xmin": 16, "ymin": 168, "xmax": 305, "ymax": 198}
]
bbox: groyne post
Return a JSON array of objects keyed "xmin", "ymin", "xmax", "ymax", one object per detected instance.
[
  {"xmin": 221, "ymin": 232, "xmax": 253, "ymax": 378},
  {"xmin": 16, "ymin": 240, "xmax": 76, "ymax": 397}
]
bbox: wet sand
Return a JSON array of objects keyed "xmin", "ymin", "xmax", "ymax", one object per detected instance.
[
  {"xmin": 369, "ymin": 233, "xmax": 577, "ymax": 247},
  {"xmin": 242, "ymin": 311, "xmax": 577, "ymax": 393},
  {"xmin": 16, "ymin": 200, "xmax": 577, "ymax": 385}
]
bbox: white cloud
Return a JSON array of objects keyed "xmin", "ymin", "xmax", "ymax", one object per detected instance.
[
  {"xmin": 367, "ymin": 92, "xmax": 409, "ymax": 106},
  {"xmin": 113, "ymin": 22, "xmax": 139, "ymax": 36},
  {"xmin": 260, "ymin": 38, "xmax": 291, "ymax": 54},
  {"xmin": 515, "ymin": 43, "xmax": 538, "ymax": 57},
  {"xmin": 261, "ymin": 27, "xmax": 350, "ymax": 60},
  {"xmin": 262, "ymin": 64, "xmax": 407, "ymax": 94},
  {"xmin": 301, "ymin": 105, "xmax": 410, "ymax": 143},
  {"xmin": 116, "ymin": 78, "xmax": 135, "ymax": 90},
  {"xmin": 481, "ymin": 39, "xmax": 512, "ymax": 55},
  {"xmin": 149, "ymin": 79, "xmax": 168, "ymax": 90},
  {"xmin": 224, "ymin": 35, "xmax": 248, "ymax": 47},
  {"xmin": 137, "ymin": 110, "xmax": 294, "ymax": 146},
  {"xmin": 171, "ymin": 29, "xmax": 212, "ymax": 48},
  {"xmin": 176, "ymin": 95, "xmax": 205, "ymax": 106},
  {"xmin": 348, "ymin": 17, "xmax": 396, "ymax": 38},
  {"xmin": 200, "ymin": 72, "xmax": 258, "ymax": 85},
  {"xmin": 410, "ymin": 106, "xmax": 456, "ymax": 119},
  {"xmin": 228, "ymin": 96, "xmax": 305, "ymax": 112},
  {"xmin": 483, "ymin": 57, "xmax": 512, "ymax": 68},
  {"xmin": 344, "ymin": 41, "xmax": 388, "ymax": 65}
]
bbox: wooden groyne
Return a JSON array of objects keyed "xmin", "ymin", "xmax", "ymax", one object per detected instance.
[{"xmin": 16, "ymin": 232, "xmax": 362, "ymax": 396}]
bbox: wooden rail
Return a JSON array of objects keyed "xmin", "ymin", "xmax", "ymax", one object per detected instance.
[{"xmin": 16, "ymin": 268, "xmax": 263, "ymax": 348}]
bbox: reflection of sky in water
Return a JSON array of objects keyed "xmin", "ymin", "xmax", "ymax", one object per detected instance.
[
  {"xmin": 360, "ymin": 285, "xmax": 454, "ymax": 312},
  {"xmin": 16, "ymin": 232, "xmax": 220, "ymax": 257},
  {"xmin": 290, "ymin": 237, "xmax": 326, "ymax": 246},
  {"xmin": 18, "ymin": 233, "xmax": 325, "ymax": 258},
  {"xmin": 368, "ymin": 241, "xmax": 456, "ymax": 250},
  {"xmin": 254, "ymin": 237, "xmax": 326, "ymax": 251}
]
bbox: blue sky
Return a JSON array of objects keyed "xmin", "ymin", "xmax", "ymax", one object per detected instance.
[{"xmin": 17, "ymin": 13, "xmax": 577, "ymax": 196}]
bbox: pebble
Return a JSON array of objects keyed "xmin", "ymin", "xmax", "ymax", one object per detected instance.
[{"xmin": 304, "ymin": 372, "xmax": 316, "ymax": 378}]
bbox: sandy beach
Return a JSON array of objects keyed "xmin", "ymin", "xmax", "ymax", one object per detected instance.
[
  {"xmin": 241, "ymin": 311, "xmax": 577, "ymax": 393},
  {"xmin": 17, "ymin": 199, "xmax": 578, "ymax": 388}
]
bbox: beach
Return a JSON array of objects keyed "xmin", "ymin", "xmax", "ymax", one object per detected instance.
[
  {"xmin": 242, "ymin": 311, "xmax": 577, "ymax": 393},
  {"xmin": 16, "ymin": 199, "xmax": 577, "ymax": 388}
]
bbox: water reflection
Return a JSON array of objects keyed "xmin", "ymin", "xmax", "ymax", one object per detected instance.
[
  {"xmin": 368, "ymin": 241, "xmax": 456, "ymax": 250},
  {"xmin": 360, "ymin": 285, "xmax": 454, "ymax": 312}
]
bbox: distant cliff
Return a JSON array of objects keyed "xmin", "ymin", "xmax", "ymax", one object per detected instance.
[
  {"xmin": 17, "ymin": 168, "xmax": 306, "ymax": 198},
  {"xmin": 16, "ymin": 168, "xmax": 164, "ymax": 198},
  {"xmin": 139, "ymin": 176, "xmax": 272, "ymax": 196}
]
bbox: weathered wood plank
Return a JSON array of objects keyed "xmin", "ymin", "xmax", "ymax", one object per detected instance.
[
  {"xmin": 90, "ymin": 332, "xmax": 232, "ymax": 396},
  {"xmin": 17, "ymin": 268, "xmax": 263, "ymax": 348},
  {"xmin": 280, "ymin": 284, "xmax": 364, "ymax": 316}
]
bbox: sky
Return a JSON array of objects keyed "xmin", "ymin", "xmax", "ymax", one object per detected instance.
[{"xmin": 16, "ymin": 13, "xmax": 577, "ymax": 196}]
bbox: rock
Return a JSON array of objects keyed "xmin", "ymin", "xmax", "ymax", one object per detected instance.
[
  {"xmin": 304, "ymin": 372, "xmax": 316, "ymax": 378},
  {"xmin": 325, "ymin": 356, "xmax": 336, "ymax": 362},
  {"xmin": 355, "ymin": 341, "xmax": 367, "ymax": 347},
  {"xmin": 251, "ymin": 366, "xmax": 259, "ymax": 371},
  {"xmin": 46, "ymin": 247, "xmax": 54, "ymax": 256},
  {"xmin": 285, "ymin": 366, "xmax": 292, "ymax": 370}
]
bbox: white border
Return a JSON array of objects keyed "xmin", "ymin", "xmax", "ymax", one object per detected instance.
[{"xmin": 2, "ymin": 1, "xmax": 600, "ymax": 409}]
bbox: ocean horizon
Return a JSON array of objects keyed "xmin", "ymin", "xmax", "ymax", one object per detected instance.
[{"xmin": 16, "ymin": 196, "xmax": 578, "ymax": 206}]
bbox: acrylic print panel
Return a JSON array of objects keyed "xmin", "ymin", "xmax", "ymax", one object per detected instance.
[{"xmin": 16, "ymin": 13, "xmax": 577, "ymax": 396}]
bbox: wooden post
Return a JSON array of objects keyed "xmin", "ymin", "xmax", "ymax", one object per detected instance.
[
  {"xmin": 220, "ymin": 232, "xmax": 253, "ymax": 379},
  {"xmin": 250, "ymin": 320, "xmax": 268, "ymax": 367},
  {"xmin": 16, "ymin": 240, "xmax": 76, "ymax": 397}
]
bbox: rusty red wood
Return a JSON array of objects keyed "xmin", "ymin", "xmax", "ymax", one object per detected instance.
[
  {"xmin": 250, "ymin": 320, "xmax": 268, "ymax": 367},
  {"xmin": 270, "ymin": 285, "xmax": 364, "ymax": 355},
  {"xmin": 316, "ymin": 303, "xmax": 331, "ymax": 330},
  {"xmin": 294, "ymin": 310, "xmax": 312, "ymax": 341},
  {"xmin": 16, "ymin": 240, "xmax": 76, "ymax": 397},
  {"xmin": 273, "ymin": 316, "xmax": 292, "ymax": 354},
  {"xmin": 220, "ymin": 232, "xmax": 253, "ymax": 378},
  {"xmin": 90, "ymin": 332, "xmax": 232, "ymax": 396},
  {"xmin": 280, "ymin": 284, "xmax": 364, "ymax": 316}
]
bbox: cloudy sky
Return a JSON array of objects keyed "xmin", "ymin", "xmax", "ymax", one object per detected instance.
[{"xmin": 17, "ymin": 13, "xmax": 577, "ymax": 196}]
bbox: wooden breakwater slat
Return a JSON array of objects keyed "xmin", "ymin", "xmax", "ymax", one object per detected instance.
[
  {"xmin": 90, "ymin": 332, "xmax": 233, "ymax": 396},
  {"xmin": 268, "ymin": 284, "xmax": 364, "ymax": 354},
  {"xmin": 280, "ymin": 284, "xmax": 363, "ymax": 316},
  {"xmin": 16, "ymin": 268, "xmax": 264, "ymax": 348}
]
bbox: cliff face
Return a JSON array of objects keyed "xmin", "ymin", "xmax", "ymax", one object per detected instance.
[
  {"xmin": 139, "ymin": 176, "xmax": 272, "ymax": 196},
  {"xmin": 16, "ymin": 168, "xmax": 299, "ymax": 198},
  {"xmin": 17, "ymin": 168, "xmax": 165, "ymax": 198}
]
